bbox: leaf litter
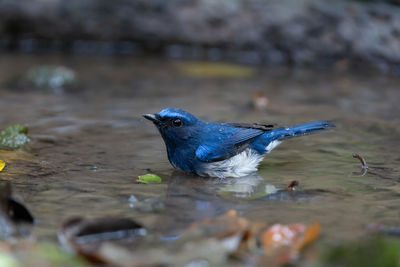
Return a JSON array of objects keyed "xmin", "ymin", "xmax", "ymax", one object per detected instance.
[{"xmin": 56, "ymin": 210, "xmax": 320, "ymax": 266}]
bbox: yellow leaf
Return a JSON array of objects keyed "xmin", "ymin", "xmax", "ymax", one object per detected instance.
[
  {"xmin": 178, "ymin": 62, "xmax": 255, "ymax": 78},
  {"xmin": 0, "ymin": 160, "xmax": 5, "ymax": 172}
]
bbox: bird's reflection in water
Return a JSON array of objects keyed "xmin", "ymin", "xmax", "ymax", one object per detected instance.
[
  {"xmin": 163, "ymin": 172, "xmax": 278, "ymax": 225},
  {"xmin": 158, "ymin": 171, "xmax": 326, "ymax": 240},
  {"xmin": 216, "ymin": 174, "xmax": 278, "ymax": 199},
  {"xmin": 164, "ymin": 172, "xmax": 228, "ymax": 224}
]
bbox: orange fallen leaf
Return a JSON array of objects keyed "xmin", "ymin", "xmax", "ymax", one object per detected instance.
[
  {"xmin": 261, "ymin": 223, "xmax": 306, "ymax": 251},
  {"xmin": 260, "ymin": 222, "xmax": 320, "ymax": 265}
]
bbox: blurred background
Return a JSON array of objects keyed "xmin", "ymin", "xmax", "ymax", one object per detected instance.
[
  {"xmin": 1, "ymin": 0, "xmax": 400, "ymax": 71},
  {"xmin": 0, "ymin": 0, "xmax": 400, "ymax": 266}
]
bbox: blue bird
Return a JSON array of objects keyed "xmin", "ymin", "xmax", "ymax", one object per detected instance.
[{"xmin": 143, "ymin": 108, "xmax": 335, "ymax": 178}]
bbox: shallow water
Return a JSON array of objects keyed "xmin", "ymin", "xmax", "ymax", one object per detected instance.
[{"xmin": 0, "ymin": 54, "xmax": 399, "ymax": 255}]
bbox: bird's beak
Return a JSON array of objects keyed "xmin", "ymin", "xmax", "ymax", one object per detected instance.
[{"xmin": 143, "ymin": 114, "xmax": 159, "ymax": 123}]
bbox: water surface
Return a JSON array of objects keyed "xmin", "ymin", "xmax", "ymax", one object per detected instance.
[{"xmin": 0, "ymin": 54, "xmax": 399, "ymax": 252}]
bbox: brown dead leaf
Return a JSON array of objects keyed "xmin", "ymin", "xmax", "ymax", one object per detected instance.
[
  {"xmin": 261, "ymin": 224, "xmax": 306, "ymax": 251},
  {"xmin": 252, "ymin": 91, "xmax": 269, "ymax": 111},
  {"xmin": 260, "ymin": 222, "xmax": 321, "ymax": 264}
]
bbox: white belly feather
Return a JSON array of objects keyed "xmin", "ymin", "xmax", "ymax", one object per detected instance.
[{"xmin": 198, "ymin": 140, "xmax": 282, "ymax": 178}]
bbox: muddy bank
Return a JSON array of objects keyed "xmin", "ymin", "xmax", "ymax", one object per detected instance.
[{"xmin": 1, "ymin": 0, "xmax": 400, "ymax": 72}]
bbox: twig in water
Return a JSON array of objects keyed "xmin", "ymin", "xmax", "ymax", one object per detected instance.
[
  {"xmin": 352, "ymin": 153, "xmax": 368, "ymax": 169},
  {"xmin": 352, "ymin": 153, "xmax": 368, "ymax": 176}
]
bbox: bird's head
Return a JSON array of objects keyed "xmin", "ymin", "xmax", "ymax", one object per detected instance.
[{"xmin": 143, "ymin": 108, "xmax": 201, "ymax": 145}]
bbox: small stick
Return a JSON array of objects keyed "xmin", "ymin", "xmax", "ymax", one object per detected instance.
[
  {"xmin": 288, "ymin": 180, "xmax": 299, "ymax": 190},
  {"xmin": 352, "ymin": 153, "xmax": 368, "ymax": 169}
]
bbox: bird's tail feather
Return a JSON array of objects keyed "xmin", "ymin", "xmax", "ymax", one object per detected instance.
[{"xmin": 272, "ymin": 121, "xmax": 335, "ymax": 141}]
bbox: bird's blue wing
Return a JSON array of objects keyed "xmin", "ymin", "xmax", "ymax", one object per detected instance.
[{"xmin": 195, "ymin": 128, "xmax": 264, "ymax": 162}]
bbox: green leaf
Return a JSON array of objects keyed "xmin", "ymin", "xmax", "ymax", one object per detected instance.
[
  {"xmin": 137, "ymin": 174, "xmax": 162, "ymax": 184},
  {"xmin": 0, "ymin": 125, "xmax": 30, "ymax": 150}
]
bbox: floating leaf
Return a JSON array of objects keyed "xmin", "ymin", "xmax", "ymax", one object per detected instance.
[
  {"xmin": 179, "ymin": 62, "xmax": 255, "ymax": 78},
  {"xmin": 0, "ymin": 125, "xmax": 30, "ymax": 150},
  {"xmin": 137, "ymin": 174, "xmax": 162, "ymax": 184},
  {"xmin": 0, "ymin": 160, "xmax": 5, "ymax": 172}
]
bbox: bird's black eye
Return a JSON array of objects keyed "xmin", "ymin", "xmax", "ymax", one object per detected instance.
[{"xmin": 172, "ymin": 119, "xmax": 182, "ymax": 127}]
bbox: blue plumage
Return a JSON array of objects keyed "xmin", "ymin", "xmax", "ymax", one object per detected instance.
[{"xmin": 144, "ymin": 108, "xmax": 335, "ymax": 178}]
